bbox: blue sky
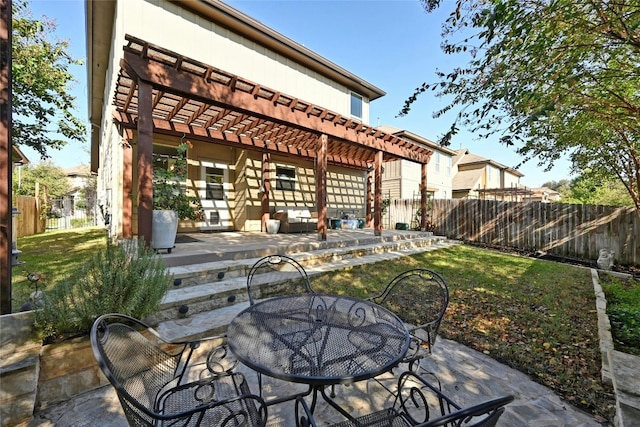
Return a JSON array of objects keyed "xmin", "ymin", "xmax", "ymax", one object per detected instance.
[{"xmin": 24, "ymin": 0, "xmax": 571, "ymax": 187}]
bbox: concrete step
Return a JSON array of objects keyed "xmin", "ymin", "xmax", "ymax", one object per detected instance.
[
  {"xmin": 156, "ymin": 236, "xmax": 450, "ymax": 322},
  {"xmin": 168, "ymin": 235, "xmax": 448, "ymax": 288},
  {"xmin": 154, "ymin": 238, "xmax": 459, "ymax": 342}
]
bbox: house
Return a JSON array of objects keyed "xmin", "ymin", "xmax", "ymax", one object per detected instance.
[
  {"xmin": 452, "ymin": 149, "xmax": 531, "ymax": 201},
  {"xmin": 377, "ymin": 126, "xmax": 456, "ymax": 201},
  {"xmin": 61, "ymin": 164, "xmax": 96, "ymax": 217},
  {"xmin": 86, "ymin": 0, "xmax": 433, "ymax": 243},
  {"xmin": 530, "ymin": 187, "xmax": 562, "ymax": 203}
]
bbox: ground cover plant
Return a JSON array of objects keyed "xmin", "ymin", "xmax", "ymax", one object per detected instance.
[
  {"xmin": 600, "ymin": 274, "xmax": 640, "ymax": 356},
  {"xmin": 312, "ymin": 244, "xmax": 616, "ymax": 424}
]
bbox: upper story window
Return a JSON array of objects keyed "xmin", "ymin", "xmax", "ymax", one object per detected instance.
[
  {"xmin": 350, "ymin": 92, "xmax": 363, "ymax": 120},
  {"xmin": 446, "ymin": 156, "xmax": 451, "ymax": 176},
  {"xmin": 275, "ymin": 166, "xmax": 296, "ymax": 191},
  {"xmin": 435, "ymin": 152, "xmax": 441, "ymax": 173}
]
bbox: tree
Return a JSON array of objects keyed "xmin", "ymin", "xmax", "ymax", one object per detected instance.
[
  {"xmin": 13, "ymin": 162, "xmax": 70, "ymax": 199},
  {"xmin": 563, "ymin": 173, "xmax": 634, "ymax": 207},
  {"xmin": 12, "ymin": 0, "xmax": 85, "ymax": 158},
  {"xmin": 400, "ymin": 0, "xmax": 640, "ymax": 217}
]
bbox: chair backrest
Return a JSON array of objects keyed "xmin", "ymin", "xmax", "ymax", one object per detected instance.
[
  {"xmin": 369, "ymin": 269, "xmax": 449, "ymax": 348},
  {"xmin": 90, "ymin": 313, "xmax": 188, "ymax": 426},
  {"xmin": 246, "ymin": 255, "xmax": 314, "ymax": 305},
  {"xmin": 396, "ymin": 371, "xmax": 513, "ymax": 427}
]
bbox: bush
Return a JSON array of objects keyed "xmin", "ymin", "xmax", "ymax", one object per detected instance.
[{"xmin": 34, "ymin": 238, "xmax": 171, "ymax": 341}]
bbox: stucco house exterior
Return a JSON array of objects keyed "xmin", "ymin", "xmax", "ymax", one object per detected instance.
[
  {"xmin": 452, "ymin": 149, "xmax": 531, "ymax": 201},
  {"xmin": 377, "ymin": 126, "xmax": 456, "ymax": 201},
  {"xmin": 86, "ymin": 0, "xmax": 434, "ymax": 243}
]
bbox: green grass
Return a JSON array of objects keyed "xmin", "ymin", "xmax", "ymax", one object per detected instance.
[
  {"xmin": 9, "ymin": 230, "xmax": 621, "ymax": 423},
  {"xmin": 312, "ymin": 244, "xmax": 617, "ymax": 424},
  {"xmin": 11, "ymin": 227, "xmax": 108, "ymax": 311}
]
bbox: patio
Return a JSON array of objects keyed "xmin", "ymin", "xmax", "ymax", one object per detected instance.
[{"xmin": 22, "ymin": 229, "xmax": 606, "ymax": 426}]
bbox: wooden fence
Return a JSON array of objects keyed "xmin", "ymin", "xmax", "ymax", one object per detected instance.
[
  {"xmin": 387, "ymin": 198, "xmax": 639, "ymax": 267},
  {"xmin": 14, "ymin": 195, "xmax": 45, "ymax": 237}
]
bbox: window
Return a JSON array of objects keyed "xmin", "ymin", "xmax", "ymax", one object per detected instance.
[
  {"xmin": 153, "ymin": 145, "xmax": 179, "ymax": 173},
  {"xmin": 276, "ymin": 166, "xmax": 296, "ymax": 191},
  {"xmin": 446, "ymin": 156, "xmax": 451, "ymax": 176},
  {"xmin": 350, "ymin": 92, "xmax": 363, "ymax": 119},
  {"xmin": 205, "ymin": 167, "xmax": 224, "ymax": 200},
  {"xmin": 435, "ymin": 152, "xmax": 441, "ymax": 173}
]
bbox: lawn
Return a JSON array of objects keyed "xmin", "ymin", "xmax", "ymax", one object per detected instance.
[
  {"xmin": 311, "ymin": 244, "xmax": 617, "ymax": 424},
  {"xmin": 11, "ymin": 227, "xmax": 107, "ymax": 311},
  {"xmin": 10, "ymin": 229, "xmax": 619, "ymax": 423}
]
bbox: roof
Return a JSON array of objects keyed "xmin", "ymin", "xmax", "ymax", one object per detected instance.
[
  {"xmin": 12, "ymin": 146, "xmax": 30, "ymax": 165},
  {"xmin": 452, "ymin": 168, "xmax": 483, "ymax": 191},
  {"xmin": 64, "ymin": 164, "xmax": 91, "ymax": 177},
  {"xmin": 454, "ymin": 148, "xmax": 524, "ymax": 177},
  {"xmin": 377, "ymin": 125, "xmax": 457, "ymax": 156}
]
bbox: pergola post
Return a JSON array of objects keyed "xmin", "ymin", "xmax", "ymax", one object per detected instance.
[
  {"xmin": 316, "ymin": 134, "xmax": 327, "ymax": 241},
  {"xmin": 365, "ymin": 168, "xmax": 373, "ymax": 228},
  {"xmin": 137, "ymin": 81, "xmax": 153, "ymax": 246},
  {"xmin": 261, "ymin": 152, "xmax": 270, "ymax": 232},
  {"xmin": 421, "ymin": 163, "xmax": 428, "ymax": 231},
  {"xmin": 122, "ymin": 138, "xmax": 133, "ymax": 238},
  {"xmin": 0, "ymin": 0, "xmax": 11, "ymax": 314},
  {"xmin": 374, "ymin": 151, "xmax": 383, "ymax": 236}
]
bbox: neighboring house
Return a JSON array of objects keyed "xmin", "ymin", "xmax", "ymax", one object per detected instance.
[
  {"xmin": 530, "ymin": 187, "xmax": 562, "ymax": 203},
  {"xmin": 452, "ymin": 149, "xmax": 531, "ymax": 201},
  {"xmin": 62, "ymin": 164, "xmax": 95, "ymax": 214},
  {"xmin": 86, "ymin": 0, "xmax": 432, "ymax": 242},
  {"xmin": 377, "ymin": 126, "xmax": 456, "ymax": 201}
]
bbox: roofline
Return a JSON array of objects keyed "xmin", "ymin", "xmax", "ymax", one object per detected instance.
[
  {"xmin": 389, "ymin": 129, "xmax": 457, "ymax": 155},
  {"xmin": 176, "ymin": 0, "xmax": 386, "ymax": 100}
]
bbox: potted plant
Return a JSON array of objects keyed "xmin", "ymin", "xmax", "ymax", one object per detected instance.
[{"xmin": 152, "ymin": 141, "xmax": 203, "ymax": 252}]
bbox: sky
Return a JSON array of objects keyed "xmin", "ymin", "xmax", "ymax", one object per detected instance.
[{"xmin": 23, "ymin": 0, "xmax": 572, "ymax": 187}]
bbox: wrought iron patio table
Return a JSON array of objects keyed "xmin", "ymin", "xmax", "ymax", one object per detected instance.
[{"xmin": 227, "ymin": 293, "xmax": 410, "ymax": 418}]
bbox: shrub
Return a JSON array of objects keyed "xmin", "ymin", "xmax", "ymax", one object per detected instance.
[{"xmin": 34, "ymin": 238, "xmax": 171, "ymax": 341}]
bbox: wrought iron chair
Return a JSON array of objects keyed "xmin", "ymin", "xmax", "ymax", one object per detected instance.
[
  {"xmin": 90, "ymin": 313, "xmax": 267, "ymax": 427},
  {"xmin": 295, "ymin": 371, "xmax": 514, "ymax": 427},
  {"xmin": 367, "ymin": 269, "xmax": 449, "ymax": 372},
  {"xmin": 246, "ymin": 254, "xmax": 314, "ymax": 305},
  {"xmin": 246, "ymin": 254, "xmax": 316, "ymax": 397}
]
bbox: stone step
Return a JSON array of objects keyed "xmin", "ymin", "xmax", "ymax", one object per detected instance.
[
  {"xmin": 162, "ymin": 230, "xmax": 435, "ymax": 268},
  {"xmin": 168, "ymin": 235, "xmax": 448, "ymax": 288},
  {"xmin": 156, "ymin": 236, "xmax": 450, "ymax": 322},
  {"xmin": 154, "ymin": 238, "xmax": 458, "ymax": 341},
  {"xmin": 0, "ymin": 347, "xmax": 41, "ymax": 427}
]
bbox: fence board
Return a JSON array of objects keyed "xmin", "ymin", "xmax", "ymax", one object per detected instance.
[{"xmin": 407, "ymin": 199, "xmax": 639, "ymax": 267}]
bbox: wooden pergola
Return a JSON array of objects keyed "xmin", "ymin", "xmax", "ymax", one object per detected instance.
[{"xmin": 114, "ymin": 35, "xmax": 433, "ymax": 244}]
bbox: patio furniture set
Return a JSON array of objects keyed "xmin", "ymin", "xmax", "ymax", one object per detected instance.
[{"xmin": 90, "ymin": 256, "xmax": 514, "ymax": 426}]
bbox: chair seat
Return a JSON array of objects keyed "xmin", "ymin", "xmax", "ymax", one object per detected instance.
[
  {"xmin": 158, "ymin": 375, "xmax": 263, "ymax": 426},
  {"xmin": 330, "ymin": 409, "xmax": 410, "ymax": 427}
]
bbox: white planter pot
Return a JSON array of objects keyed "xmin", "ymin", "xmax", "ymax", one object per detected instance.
[
  {"xmin": 266, "ymin": 219, "xmax": 280, "ymax": 234},
  {"xmin": 152, "ymin": 210, "xmax": 178, "ymax": 253}
]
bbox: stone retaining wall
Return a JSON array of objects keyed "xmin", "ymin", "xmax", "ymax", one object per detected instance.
[{"xmin": 592, "ymin": 269, "xmax": 640, "ymax": 427}]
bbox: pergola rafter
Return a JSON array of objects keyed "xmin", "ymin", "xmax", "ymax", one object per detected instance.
[{"xmin": 113, "ymin": 35, "xmax": 433, "ymax": 243}]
